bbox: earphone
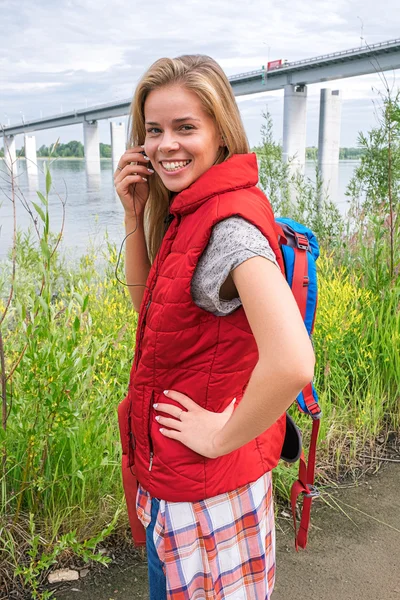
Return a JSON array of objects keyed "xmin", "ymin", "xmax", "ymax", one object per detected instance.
[
  {"xmin": 114, "ymin": 181, "xmax": 173, "ymax": 292},
  {"xmin": 114, "ymin": 182, "xmax": 150, "ymax": 292}
]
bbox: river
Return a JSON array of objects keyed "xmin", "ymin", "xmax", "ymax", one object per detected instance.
[{"xmin": 0, "ymin": 158, "xmax": 359, "ymax": 260}]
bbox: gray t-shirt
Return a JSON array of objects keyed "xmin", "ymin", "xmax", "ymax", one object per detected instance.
[{"xmin": 191, "ymin": 216, "xmax": 280, "ymax": 316}]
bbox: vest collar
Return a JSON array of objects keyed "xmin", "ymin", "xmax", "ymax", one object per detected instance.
[{"xmin": 169, "ymin": 153, "xmax": 259, "ymax": 216}]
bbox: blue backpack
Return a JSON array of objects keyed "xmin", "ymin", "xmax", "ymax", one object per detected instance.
[{"xmin": 275, "ymin": 217, "xmax": 322, "ymax": 550}]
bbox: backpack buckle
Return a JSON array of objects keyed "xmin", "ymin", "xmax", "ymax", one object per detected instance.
[
  {"xmin": 296, "ymin": 234, "xmax": 309, "ymax": 251},
  {"xmin": 304, "ymin": 485, "xmax": 320, "ymax": 498}
]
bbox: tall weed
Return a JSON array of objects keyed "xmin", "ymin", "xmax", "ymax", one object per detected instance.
[{"xmin": 0, "ymin": 167, "xmax": 136, "ymax": 596}]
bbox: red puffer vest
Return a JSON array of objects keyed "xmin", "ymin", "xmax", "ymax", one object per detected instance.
[{"xmin": 118, "ymin": 153, "xmax": 287, "ymax": 544}]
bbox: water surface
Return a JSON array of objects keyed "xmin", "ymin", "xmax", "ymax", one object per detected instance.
[{"xmin": 0, "ymin": 158, "xmax": 357, "ymax": 259}]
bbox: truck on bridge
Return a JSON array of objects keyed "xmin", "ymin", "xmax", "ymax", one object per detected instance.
[{"xmin": 266, "ymin": 59, "xmax": 288, "ymax": 71}]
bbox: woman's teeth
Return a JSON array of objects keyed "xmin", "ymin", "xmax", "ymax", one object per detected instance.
[{"xmin": 162, "ymin": 160, "xmax": 191, "ymax": 171}]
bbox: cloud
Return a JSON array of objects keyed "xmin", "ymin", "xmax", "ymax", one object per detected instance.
[{"xmin": 1, "ymin": 0, "xmax": 400, "ymax": 147}]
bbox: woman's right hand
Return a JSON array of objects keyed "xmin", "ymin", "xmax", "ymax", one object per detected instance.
[{"xmin": 114, "ymin": 146, "xmax": 154, "ymax": 218}]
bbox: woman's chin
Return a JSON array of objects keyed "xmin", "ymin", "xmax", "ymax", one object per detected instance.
[{"xmin": 162, "ymin": 177, "xmax": 193, "ymax": 193}]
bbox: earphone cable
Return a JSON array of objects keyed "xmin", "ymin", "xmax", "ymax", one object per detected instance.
[{"xmin": 114, "ymin": 182, "xmax": 150, "ymax": 292}]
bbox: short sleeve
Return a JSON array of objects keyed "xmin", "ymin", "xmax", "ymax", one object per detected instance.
[{"xmin": 191, "ymin": 216, "xmax": 280, "ymax": 316}]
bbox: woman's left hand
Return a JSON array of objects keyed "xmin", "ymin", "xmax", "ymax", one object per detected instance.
[{"xmin": 154, "ymin": 390, "xmax": 236, "ymax": 459}]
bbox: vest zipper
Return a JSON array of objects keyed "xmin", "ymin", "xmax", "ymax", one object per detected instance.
[
  {"xmin": 134, "ymin": 298, "xmax": 152, "ymax": 369},
  {"xmin": 137, "ymin": 219, "xmax": 179, "ymax": 471},
  {"xmin": 135, "ymin": 216, "xmax": 177, "ymax": 371},
  {"xmin": 149, "ymin": 390, "xmax": 154, "ymax": 471}
]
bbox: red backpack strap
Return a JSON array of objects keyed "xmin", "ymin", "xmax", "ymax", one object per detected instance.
[
  {"xmin": 290, "ymin": 414, "xmax": 320, "ymax": 550},
  {"xmin": 301, "ymin": 382, "xmax": 321, "ymax": 418},
  {"xmin": 291, "ymin": 233, "xmax": 310, "ymax": 320},
  {"xmin": 288, "ymin": 229, "xmax": 321, "ymax": 549}
]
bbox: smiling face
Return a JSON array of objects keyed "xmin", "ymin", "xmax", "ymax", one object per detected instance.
[{"xmin": 143, "ymin": 84, "xmax": 224, "ymax": 193}]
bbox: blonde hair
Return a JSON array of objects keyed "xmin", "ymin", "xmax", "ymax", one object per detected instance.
[{"xmin": 129, "ymin": 54, "xmax": 250, "ymax": 262}]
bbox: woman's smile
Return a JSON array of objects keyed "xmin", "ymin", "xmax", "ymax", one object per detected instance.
[{"xmin": 159, "ymin": 159, "xmax": 192, "ymax": 174}]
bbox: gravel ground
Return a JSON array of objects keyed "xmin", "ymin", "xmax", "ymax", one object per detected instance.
[{"xmin": 54, "ymin": 463, "xmax": 400, "ymax": 600}]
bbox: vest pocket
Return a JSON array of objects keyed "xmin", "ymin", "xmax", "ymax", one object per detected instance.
[
  {"xmin": 148, "ymin": 390, "xmax": 155, "ymax": 471},
  {"xmin": 118, "ymin": 392, "xmax": 135, "ymax": 468}
]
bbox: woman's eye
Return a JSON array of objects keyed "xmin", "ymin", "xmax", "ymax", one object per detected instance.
[{"xmin": 146, "ymin": 125, "xmax": 194, "ymax": 134}]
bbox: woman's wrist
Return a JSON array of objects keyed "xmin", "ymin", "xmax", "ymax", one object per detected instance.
[
  {"xmin": 212, "ymin": 426, "xmax": 237, "ymax": 458},
  {"xmin": 124, "ymin": 211, "xmax": 144, "ymax": 227}
]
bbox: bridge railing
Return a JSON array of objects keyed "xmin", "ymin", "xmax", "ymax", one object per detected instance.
[
  {"xmin": 229, "ymin": 69, "xmax": 263, "ymax": 81},
  {"xmin": 228, "ymin": 37, "xmax": 400, "ymax": 81},
  {"xmin": 286, "ymin": 37, "xmax": 400, "ymax": 68}
]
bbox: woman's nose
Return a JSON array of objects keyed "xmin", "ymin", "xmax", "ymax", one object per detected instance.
[{"xmin": 157, "ymin": 135, "xmax": 179, "ymax": 154}]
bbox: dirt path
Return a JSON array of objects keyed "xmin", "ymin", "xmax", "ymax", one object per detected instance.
[{"xmin": 54, "ymin": 463, "xmax": 400, "ymax": 600}]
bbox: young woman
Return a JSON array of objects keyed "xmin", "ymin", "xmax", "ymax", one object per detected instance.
[{"xmin": 114, "ymin": 55, "xmax": 315, "ymax": 600}]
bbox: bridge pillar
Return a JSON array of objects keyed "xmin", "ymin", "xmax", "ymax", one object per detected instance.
[
  {"xmin": 3, "ymin": 135, "xmax": 18, "ymax": 175},
  {"xmin": 318, "ymin": 89, "xmax": 342, "ymax": 202},
  {"xmin": 110, "ymin": 122, "xmax": 126, "ymax": 172},
  {"xmin": 24, "ymin": 134, "xmax": 38, "ymax": 175},
  {"xmin": 283, "ymin": 84, "xmax": 308, "ymax": 175},
  {"xmin": 83, "ymin": 121, "xmax": 101, "ymax": 174}
]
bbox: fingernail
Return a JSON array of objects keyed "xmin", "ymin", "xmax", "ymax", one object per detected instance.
[
  {"xmin": 159, "ymin": 428, "xmax": 164, "ymax": 433},
  {"xmin": 153, "ymin": 403, "xmax": 158, "ymax": 409},
  {"xmin": 143, "ymin": 155, "xmax": 150, "ymax": 160},
  {"xmin": 141, "ymin": 145, "xmax": 145, "ymax": 148},
  {"xmin": 163, "ymin": 390, "xmax": 169, "ymax": 395},
  {"xmin": 142, "ymin": 177, "xmax": 147, "ymax": 182},
  {"xmin": 231, "ymin": 397, "xmax": 236, "ymax": 404},
  {"xmin": 155, "ymin": 415, "xmax": 160, "ymax": 421},
  {"xmin": 147, "ymin": 168, "xmax": 154, "ymax": 173}
]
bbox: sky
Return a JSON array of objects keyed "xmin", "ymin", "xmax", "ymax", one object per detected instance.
[{"xmin": 1, "ymin": 0, "xmax": 400, "ymax": 151}]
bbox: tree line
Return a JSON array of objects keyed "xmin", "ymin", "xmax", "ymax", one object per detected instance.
[
  {"xmin": 305, "ymin": 146, "xmax": 366, "ymax": 159},
  {"xmin": 0, "ymin": 141, "xmax": 112, "ymax": 158},
  {"xmin": 1, "ymin": 141, "xmax": 366, "ymax": 160}
]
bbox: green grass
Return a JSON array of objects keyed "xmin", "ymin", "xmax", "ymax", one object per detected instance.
[{"xmin": 1, "ymin": 231, "xmax": 399, "ymax": 597}]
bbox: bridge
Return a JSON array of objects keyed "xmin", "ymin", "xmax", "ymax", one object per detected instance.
[{"xmin": 2, "ymin": 38, "xmax": 400, "ymax": 200}]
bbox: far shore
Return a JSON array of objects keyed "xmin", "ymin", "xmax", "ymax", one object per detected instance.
[
  {"xmin": 11, "ymin": 156, "xmax": 361, "ymax": 162},
  {"xmin": 14, "ymin": 156, "xmax": 113, "ymax": 161}
]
